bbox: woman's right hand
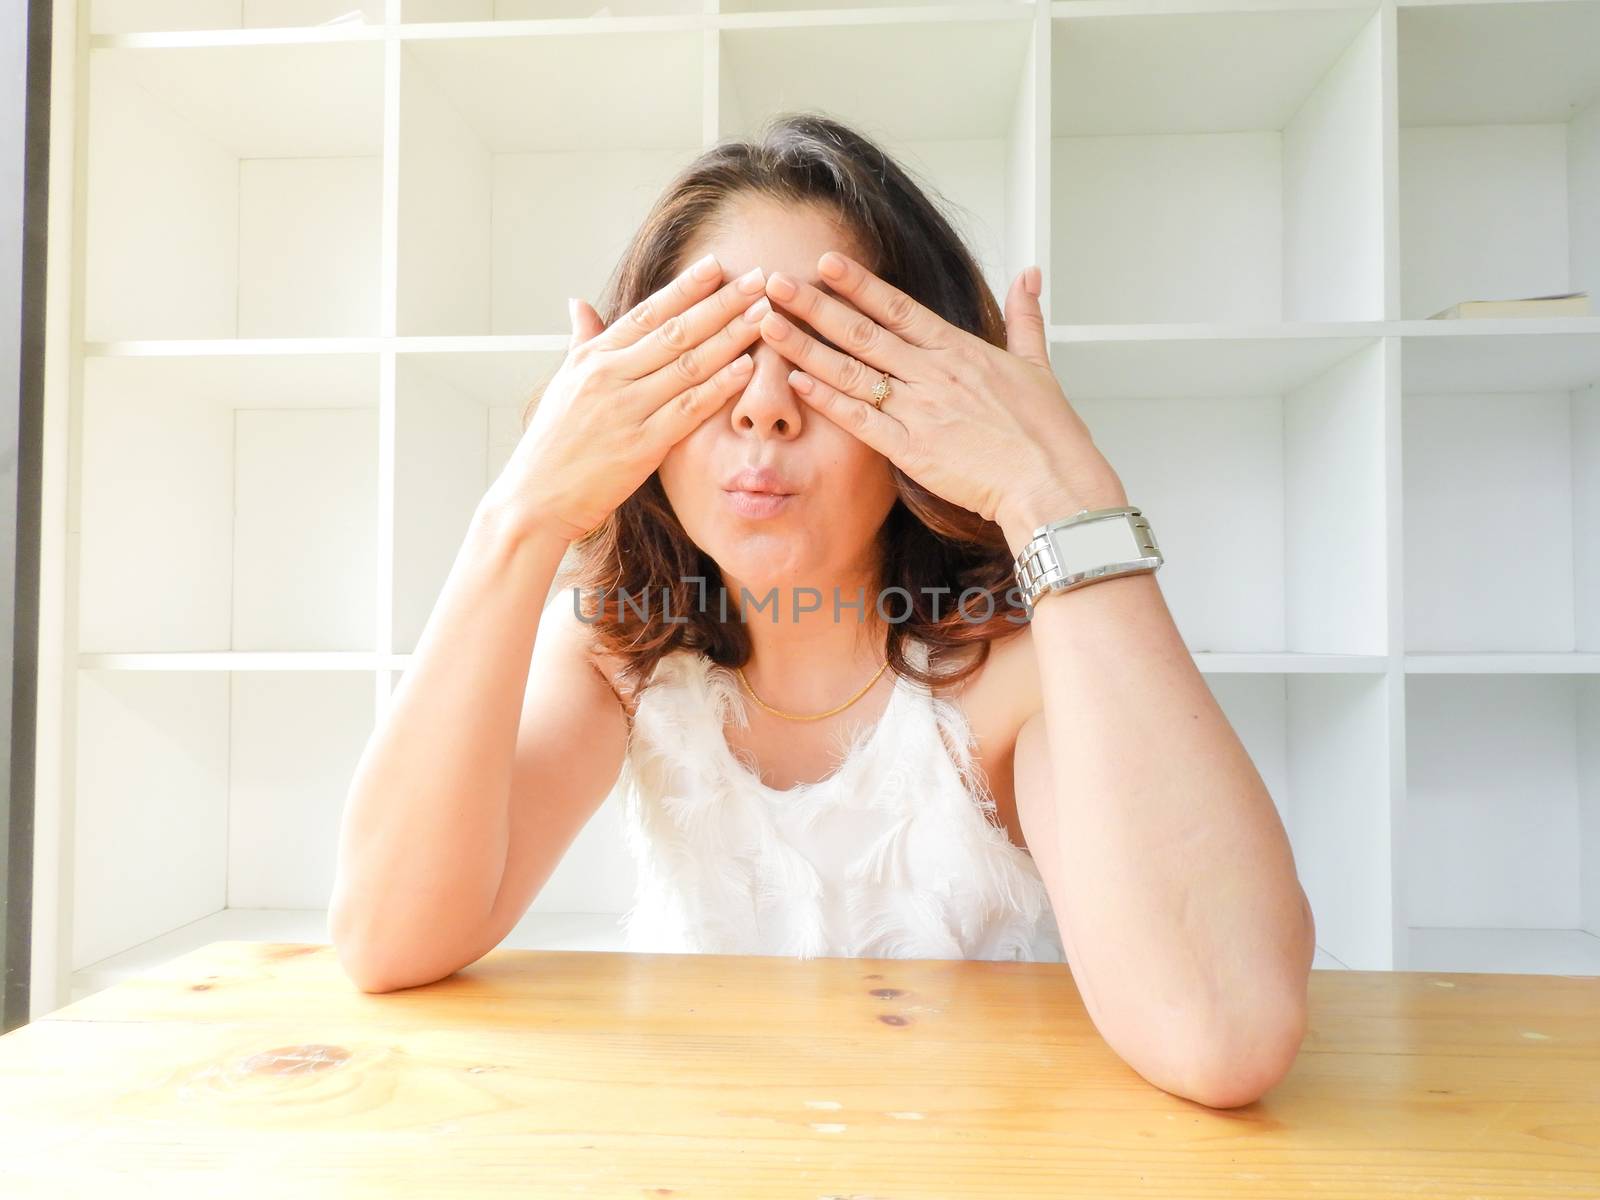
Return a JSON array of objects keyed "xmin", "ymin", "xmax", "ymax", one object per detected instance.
[{"xmin": 488, "ymin": 254, "xmax": 771, "ymax": 544}]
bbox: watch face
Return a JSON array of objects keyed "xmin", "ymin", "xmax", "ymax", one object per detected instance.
[
  {"xmin": 1016, "ymin": 511, "xmax": 1162, "ymax": 608},
  {"xmin": 1047, "ymin": 512, "xmax": 1145, "ymax": 576}
]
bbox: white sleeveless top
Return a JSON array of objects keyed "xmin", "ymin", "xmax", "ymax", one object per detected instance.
[{"xmin": 614, "ymin": 636, "xmax": 1067, "ymax": 963}]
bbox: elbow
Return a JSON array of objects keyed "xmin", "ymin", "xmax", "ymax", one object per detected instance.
[
  {"xmin": 1118, "ymin": 893, "xmax": 1317, "ymax": 1109},
  {"xmin": 336, "ymin": 951, "xmax": 448, "ymax": 995},
  {"xmin": 328, "ymin": 891, "xmax": 433, "ymax": 993},
  {"xmin": 330, "ymin": 926, "xmax": 433, "ymax": 994},
  {"xmin": 330, "ymin": 925, "xmax": 478, "ymax": 994},
  {"xmin": 1172, "ymin": 994, "xmax": 1310, "ymax": 1109},
  {"xmin": 344, "ymin": 962, "xmax": 408, "ymax": 994},
  {"xmin": 1175, "ymin": 890, "xmax": 1318, "ymax": 1108},
  {"xmin": 350, "ymin": 976, "xmax": 403, "ymax": 995},
  {"xmin": 328, "ymin": 907, "xmax": 395, "ymax": 992},
  {"xmin": 332, "ymin": 938, "xmax": 406, "ymax": 994}
]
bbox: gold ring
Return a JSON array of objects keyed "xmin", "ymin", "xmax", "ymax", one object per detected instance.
[{"xmin": 870, "ymin": 372, "xmax": 892, "ymax": 410}]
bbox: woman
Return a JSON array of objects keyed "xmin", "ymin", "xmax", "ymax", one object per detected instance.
[{"xmin": 332, "ymin": 114, "xmax": 1314, "ymax": 1108}]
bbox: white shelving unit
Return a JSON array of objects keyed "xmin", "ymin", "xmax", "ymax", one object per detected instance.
[{"xmin": 34, "ymin": 0, "xmax": 1600, "ymax": 1014}]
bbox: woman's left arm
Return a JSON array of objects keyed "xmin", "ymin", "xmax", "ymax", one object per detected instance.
[
  {"xmin": 758, "ymin": 253, "xmax": 1316, "ymax": 1110},
  {"xmin": 1000, "ymin": 489, "xmax": 1316, "ymax": 1111}
]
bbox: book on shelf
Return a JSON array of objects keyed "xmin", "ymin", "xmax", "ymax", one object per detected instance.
[{"xmin": 1427, "ymin": 291, "xmax": 1591, "ymax": 319}]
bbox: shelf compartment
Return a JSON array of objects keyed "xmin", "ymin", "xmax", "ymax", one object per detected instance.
[
  {"xmin": 1049, "ymin": 5, "xmax": 1384, "ymax": 325},
  {"xmin": 77, "ymin": 355, "xmax": 379, "ymax": 654},
  {"xmin": 1401, "ymin": 330, "xmax": 1600, "ymax": 654},
  {"xmin": 90, "ymin": 0, "xmax": 385, "ymax": 34},
  {"xmin": 71, "ymin": 670, "xmax": 377, "ymax": 974},
  {"xmin": 1403, "ymin": 672, "xmax": 1600, "ymax": 975},
  {"xmin": 393, "ymin": 350, "xmax": 565, "ymax": 653},
  {"xmin": 85, "ymin": 39, "xmax": 384, "ymax": 341},
  {"xmin": 1397, "ymin": 0, "xmax": 1600, "ymax": 320},
  {"xmin": 396, "ymin": 30, "xmax": 706, "ymax": 336},
  {"xmin": 1206, "ymin": 670, "xmax": 1396, "ymax": 971},
  {"xmin": 1050, "ymin": 334, "xmax": 1390, "ymax": 655},
  {"xmin": 718, "ymin": 10, "xmax": 1038, "ymax": 306}
]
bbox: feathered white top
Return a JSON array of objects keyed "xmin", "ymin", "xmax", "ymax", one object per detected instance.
[{"xmin": 614, "ymin": 636, "xmax": 1067, "ymax": 963}]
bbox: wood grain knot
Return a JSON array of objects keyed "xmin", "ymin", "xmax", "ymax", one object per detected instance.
[{"xmin": 239, "ymin": 1044, "xmax": 353, "ymax": 1076}]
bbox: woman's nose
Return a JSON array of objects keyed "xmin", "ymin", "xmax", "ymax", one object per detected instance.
[{"xmin": 728, "ymin": 345, "xmax": 804, "ymax": 438}]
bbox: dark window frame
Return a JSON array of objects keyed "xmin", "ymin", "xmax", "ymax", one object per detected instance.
[{"xmin": 4, "ymin": 0, "xmax": 51, "ymax": 1034}]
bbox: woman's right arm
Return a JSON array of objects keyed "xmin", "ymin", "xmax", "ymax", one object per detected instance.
[
  {"xmin": 327, "ymin": 250, "xmax": 768, "ymax": 992},
  {"xmin": 327, "ymin": 502, "xmax": 626, "ymax": 994}
]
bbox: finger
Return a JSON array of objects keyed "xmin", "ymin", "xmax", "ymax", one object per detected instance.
[
  {"xmin": 755, "ymin": 301, "xmax": 899, "ymax": 409},
  {"xmin": 614, "ymin": 265, "xmax": 768, "ymax": 381},
  {"xmin": 787, "ymin": 368, "xmax": 910, "ymax": 463},
  {"xmin": 641, "ymin": 350, "xmax": 755, "ymax": 448},
  {"xmin": 587, "ymin": 252, "xmax": 726, "ymax": 354},
  {"xmin": 813, "ymin": 250, "xmax": 971, "ymax": 351},
  {"xmin": 632, "ymin": 293, "xmax": 766, "ymax": 410},
  {"xmin": 762, "ymin": 270, "xmax": 921, "ymax": 381},
  {"xmin": 568, "ymin": 296, "xmax": 606, "ymax": 349},
  {"xmin": 1003, "ymin": 266, "xmax": 1050, "ymax": 370}
]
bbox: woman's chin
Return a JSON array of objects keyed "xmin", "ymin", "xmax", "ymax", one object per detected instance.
[{"xmin": 703, "ymin": 552, "xmax": 813, "ymax": 602}]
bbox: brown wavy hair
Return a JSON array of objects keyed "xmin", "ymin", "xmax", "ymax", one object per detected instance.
[{"xmin": 528, "ymin": 112, "xmax": 1032, "ymax": 703}]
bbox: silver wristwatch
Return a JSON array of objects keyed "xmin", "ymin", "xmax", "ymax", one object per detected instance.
[{"xmin": 1012, "ymin": 505, "xmax": 1164, "ymax": 612}]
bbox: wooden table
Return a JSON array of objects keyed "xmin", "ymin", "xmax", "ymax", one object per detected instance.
[{"xmin": 0, "ymin": 940, "xmax": 1596, "ymax": 1198}]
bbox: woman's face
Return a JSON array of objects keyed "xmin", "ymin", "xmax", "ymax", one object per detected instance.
[{"xmin": 658, "ymin": 197, "xmax": 900, "ymax": 602}]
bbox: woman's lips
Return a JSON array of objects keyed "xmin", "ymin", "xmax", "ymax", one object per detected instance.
[{"xmin": 724, "ymin": 489, "xmax": 795, "ymax": 518}]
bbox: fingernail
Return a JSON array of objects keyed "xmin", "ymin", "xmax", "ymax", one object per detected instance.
[
  {"xmin": 691, "ymin": 252, "xmax": 720, "ymax": 281},
  {"xmin": 737, "ymin": 266, "xmax": 766, "ymax": 294},
  {"xmin": 744, "ymin": 297, "xmax": 772, "ymax": 323},
  {"xmin": 819, "ymin": 252, "xmax": 846, "ymax": 280}
]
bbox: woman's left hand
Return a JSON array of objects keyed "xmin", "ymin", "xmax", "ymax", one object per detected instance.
[{"xmin": 758, "ymin": 251, "xmax": 1129, "ymax": 551}]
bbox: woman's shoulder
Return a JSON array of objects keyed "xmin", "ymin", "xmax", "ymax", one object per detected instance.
[
  {"xmin": 924, "ymin": 624, "xmax": 1041, "ymax": 749},
  {"xmin": 577, "ymin": 630, "xmax": 702, "ymax": 728}
]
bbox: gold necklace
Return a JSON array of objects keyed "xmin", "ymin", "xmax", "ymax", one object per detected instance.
[{"xmin": 734, "ymin": 657, "xmax": 891, "ymax": 722}]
